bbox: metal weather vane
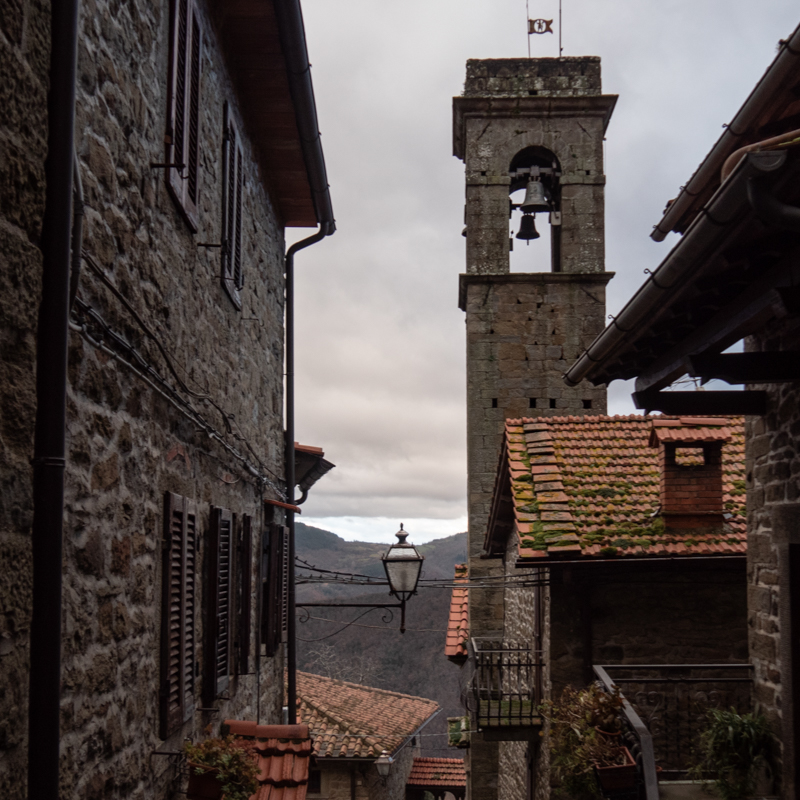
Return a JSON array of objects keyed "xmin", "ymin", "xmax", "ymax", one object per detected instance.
[{"xmin": 526, "ymin": 0, "xmax": 563, "ymax": 57}]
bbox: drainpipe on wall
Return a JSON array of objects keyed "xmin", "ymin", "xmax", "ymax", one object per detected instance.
[{"xmin": 28, "ymin": 1, "xmax": 80, "ymax": 798}]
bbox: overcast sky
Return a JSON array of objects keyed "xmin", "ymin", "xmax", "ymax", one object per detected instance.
[{"xmin": 287, "ymin": 1, "xmax": 799, "ymax": 543}]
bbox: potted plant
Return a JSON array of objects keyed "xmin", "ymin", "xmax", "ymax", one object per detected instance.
[
  {"xmin": 183, "ymin": 735, "xmax": 260, "ymax": 800},
  {"xmin": 690, "ymin": 708, "xmax": 773, "ymax": 800},
  {"xmin": 539, "ymin": 684, "xmax": 634, "ymax": 798}
]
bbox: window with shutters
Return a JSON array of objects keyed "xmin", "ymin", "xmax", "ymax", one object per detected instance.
[
  {"xmin": 205, "ymin": 507, "xmax": 233, "ymax": 702},
  {"xmin": 159, "ymin": 492, "xmax": 197, "ymax": 739},
  {"xmin": 236, "ymin": 515, "xmax": 253, "ymax": 675},
  {"xmin": 166, "ymin": 0, "xmax": 202, "ymax": 231},
  {"xmin": 221, "ymin": 103, "xmax": 244, "ymax": 308},
  {"xmin": 261, "ymin": 522, "xmax": 289, "ymax": 657}
]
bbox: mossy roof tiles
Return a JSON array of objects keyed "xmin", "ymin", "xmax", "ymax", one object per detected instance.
[{"xmin": 486, "ymin": 414, "xmax": 746, "ymax": 562}]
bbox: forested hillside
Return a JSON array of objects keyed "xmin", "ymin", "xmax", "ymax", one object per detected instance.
[{"xmin": 295, "ymin": 523, "xmax": 467, "ymax": 757}]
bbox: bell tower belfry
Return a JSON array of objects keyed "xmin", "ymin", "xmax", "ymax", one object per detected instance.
[
  {"xmin": 455, "ymin": 56, "xmax": 617, "ymax": 567},
  {"xmin": 454, "ymin": 55, "xmax": 616, "ymax": 800}
]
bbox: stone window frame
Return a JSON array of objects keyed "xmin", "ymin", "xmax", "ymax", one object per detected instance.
[
  {"xmin": 305, "ymin": 767, "xmax": 330, "ymax": 798},
  {"xmin": 159, "ymin": 492, "xmax": 197, "ymax": 739},
  {"xmin": 204, "ymin": 506, "xmax": 234, "ymax": 702},
  {"xmin": 221, "ymin": 102, "xmax": 245, "ymax": 309},
  {"xmin": 166, "ymin": 0, "xmax": 203, "ymax": 232}
]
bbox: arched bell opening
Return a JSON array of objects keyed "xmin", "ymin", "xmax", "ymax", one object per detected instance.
[{"xmin": 508, "ymin": 146, "xmax": 562, "ymax": 273}]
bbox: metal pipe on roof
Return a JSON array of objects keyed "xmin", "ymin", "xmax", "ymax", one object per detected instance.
[
  {"xmin": 720, "ymin": 127, "xmax": 800, "ymax": 183},
  {"xmin": 651, "ymin": 21, "xmax": 800, "ymax": 242},
  {"xmin": 28, "ymin": 0, "xmax": 80, "ymax": 798},
  {"xmin": 563, "ymin": 150, "xmax": 787, "ymax": 388}
]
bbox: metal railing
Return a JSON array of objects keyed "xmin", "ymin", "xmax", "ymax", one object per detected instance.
[
  {"xmin": 467, "ymin": 639, "xmax": 543, "ymax": 729},
  {"xmin": 594, "ymin": 663, "xmax": 753, "ymax": 797}
]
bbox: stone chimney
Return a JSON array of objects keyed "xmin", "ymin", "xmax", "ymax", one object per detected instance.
[{"xmin": 649, "ymin": 418, "xmax": 732, "ymax": 529}]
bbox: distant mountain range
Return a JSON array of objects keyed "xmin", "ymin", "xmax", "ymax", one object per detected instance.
[{"xmin": 294, "ymin": 522, "xmax": 467, "ymax": 758}]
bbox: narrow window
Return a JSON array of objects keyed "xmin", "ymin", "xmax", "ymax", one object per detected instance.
[
  {"xmin": 261, "ymin": 522, "xmax": 289, "ymax": 656},
  {"xmin": 582, "ymin": 399, "xmax": 592, "ymax": 409},
  {"xmin": 166, "ymin": 0, "xmax": 202, "ymax": 230},
  {"xmin": 160, "ymin": 492, "xmax": 197, "ymax": 738},
  {"xmin": 491, "ymin": 398, "xmax": 498, "ymax": 408},
  {"xmin": 549, "ymin": 398, "xmax": 557, "ymax": 409},
  {"xmin": 237, "ymin": 515, "xmax": 253, "ymax": 675},
  {"xmin": 221, "ymin": 103, "xmax": 244, "ymax": 308},
  {"xmin": 205, "ymin": 507, "xmax": 233, "ymax": 702},
  {"xmin": 529, "ymin": 398, "xmax": 536, "ymax": 409}
]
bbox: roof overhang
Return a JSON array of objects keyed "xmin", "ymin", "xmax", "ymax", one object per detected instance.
[
  {"xmin": 213, "ymin": 0, "xmax": 333, "ymax": 228},
  {"xmin": 651, "ymin": 21, "xmax": 800, "ymax": 240},
  {"xmin": 565, "ymin": 149, "xmax": 800, "ymax": 408}
]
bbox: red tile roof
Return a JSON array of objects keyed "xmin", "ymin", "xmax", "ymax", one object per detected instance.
[
  {"xmin": 296, "ymin": 671, "xmax": 439, "ymax": 759},
  {"xmin": 407, "ymin": 757, "xmax": 466, "ymax": 787},
  {"xmin": 486, "ymin": 415, "xmax": 746, "ymax": 562},
  {"xmin": 223, "ymin": 721, "xmax": 312, "ymax": 800},
  {"xmin": 445, "ymin": 565, "xmax": 469, "ymax": 662}
]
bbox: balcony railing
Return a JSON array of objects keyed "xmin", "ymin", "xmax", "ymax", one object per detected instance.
[
  {"xmin": 594, "ymin": 663, "xmax": 753, "ymax": 799},
  {"xmin": 467, "ymin": 639, "xmax": 543, "ymax": 732}
]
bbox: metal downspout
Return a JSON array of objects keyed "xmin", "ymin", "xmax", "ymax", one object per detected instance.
[
  {"xmin": 285, "ymin": 223, "xmax": 333, "ymax": 725},
  {"xmin": 28, "ymin": 0, "xmax": 80, "ymax": 797}
]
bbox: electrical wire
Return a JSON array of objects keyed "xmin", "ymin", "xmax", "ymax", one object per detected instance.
[
  {"xmin": 298, "ymin": 614, "xmax": 447, "ymax": 633},
  {"xmin": 70, "ymin": 301, "xmax": 284, "ymax": 496},
  {"xmin": 295, "ymin": 607, "xmax": 387, "ymax": 642}
]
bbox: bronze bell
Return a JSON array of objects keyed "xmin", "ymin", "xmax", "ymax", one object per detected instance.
[
  {"xmin": 520, "ymin": 179, "xmax": 550, "ymax": 213},
  {"xmin": 516, "ymin": 213, "xmax": 540, "ymax": 241}
]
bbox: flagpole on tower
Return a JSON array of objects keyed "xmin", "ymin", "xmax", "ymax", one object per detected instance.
[
  {"xmin": 559, "ymin": 0, "xmax": 563, "ymax": 55},
  {"xmin": 526, "ymin": 0, "xmax": 531, "ymax": 58}
]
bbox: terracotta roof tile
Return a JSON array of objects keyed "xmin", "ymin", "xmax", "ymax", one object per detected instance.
[
  {"xmin": 490, "ymin": 415, "xmax": 746, "ymax": 562},
  {"xmin": 223, "ymin": 722, "xmax": 312, "ymax": 800},
  {"xmin": 407, "ymin": 757, "xmax": 466, "ymax": 787},
  {"xmin": 296, "ymin": 672, "xmax": 439, "ymax": 759},
  {"xmin": 445, "ymin": 565, "xmax": 469, "ymax": 662}
]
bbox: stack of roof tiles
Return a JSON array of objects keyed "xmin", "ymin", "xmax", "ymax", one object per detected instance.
[
  {"xmin": 407, "ymin": 757, "xmax": 466, "ymax": 788},
  {"xmin": 445, "ymin": 564, "xmax": 469, "ymax": 662},
  {"xmin": 296, "ymin": 671, "xmax": 439, "ymax": 758},
  {"xmin": 490, "ymin": 415, "xmax": 746, "ymax": 561},
  {"xmin": 224, "ymin": 721, "xmax": 312, "ymax": 800}
]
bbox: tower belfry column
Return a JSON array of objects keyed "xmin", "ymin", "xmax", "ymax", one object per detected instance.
[{"xmin": 453, "ymin": 57, "xmax": 616, "ymax": 800}]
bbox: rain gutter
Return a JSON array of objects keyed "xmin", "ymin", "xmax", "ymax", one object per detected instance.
[
  {"xmin": 564, "ymin": 149, "xmax": 788, "ymax": 388},
  {"xmin": 651, "ymin": 22, "xmax": 800, "ymax": 242},
  {"xmin": 28, "ymin": 0, "xmax": 80, "ymax": 798},
  {"xmin": 272, "ymin": 0, "xmax": 336, "ymax": 725}
]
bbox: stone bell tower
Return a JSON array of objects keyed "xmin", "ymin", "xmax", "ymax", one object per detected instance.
[
  {"xmin": 455, "ymin": 56, "xmax": 617, "ymax": 572},
  {"xmin": 454, "ymin": 55, "xmax": 616, "ymax": 800}
]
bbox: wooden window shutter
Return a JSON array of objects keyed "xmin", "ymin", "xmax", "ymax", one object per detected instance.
[
  {"xmin": 261, "ymin": 522, "xmax": 288, "ymax": 656},
  {"xmin": 237, "ymin": 515, "xmax": 253, "ymax": 675},
  {"xmin": 159, "ymin": 491, "xmax": 196, "ymax": 739},
  {"xmin": 166, "ymin": 0, "xmax": 202, "ymax": 231},
  {"xmin": 221, "ymin": 102, "xmax": 244, "ymax": 308},
  {"xmin": 205, "ymin": 507, "xmax": 233, "ymax": 701}
]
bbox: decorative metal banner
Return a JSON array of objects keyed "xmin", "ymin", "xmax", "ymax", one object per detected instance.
[{"xmin": 528, "ymin": 18, "xmax": 553, "ymax": 34}]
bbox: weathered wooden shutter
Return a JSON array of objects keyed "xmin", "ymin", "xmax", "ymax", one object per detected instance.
[
  {"xmin": 205, "ymin": 507, "xmax": 232, "ymax": 701},
  {"xmin": 159, "ymin": 491, "xmax": 196, "ymax": 739},
  {"xmin": 261, "ymin": 522, "xmax": 288, "ymax": 656},
  {"xmin": 166, "ymin": 0, "xmax": 202, "ymax": 230},
  {"xmin": 237, "ymin": 515, "xmax": 252, "ymax": 675},
  {"xmin": 221, "ymin": 103, "xmax": 244, "ymax": 308}
]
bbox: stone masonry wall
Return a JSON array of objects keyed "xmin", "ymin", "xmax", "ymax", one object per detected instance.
[
  {"xmin": 745, "ymin": 318, "xmax": 800, "ymax": 794},
  {"xmin": 0, "ymin": 0, "xmax": 290, "ymax": 797}
]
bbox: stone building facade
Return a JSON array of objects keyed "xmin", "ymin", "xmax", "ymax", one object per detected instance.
[
  {"xmin": 0, "ymin": 0, "xmax": 331, "ymax": 797},
  {"xmin": 453, "ymin": 56, "xmax": 616, "ymax": 800}
]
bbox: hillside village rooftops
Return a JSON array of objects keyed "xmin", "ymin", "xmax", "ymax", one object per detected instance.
[
  {"xmin": 296, "ymin": 671, "xmax": 439, "ymax": 758},
  {"xmin": 445, "ymin": 565, "xmax": 469, "ymax": 663},
  {"xmin": 485, "ymin": 415, "xmax": 746, "ymax": 563}
]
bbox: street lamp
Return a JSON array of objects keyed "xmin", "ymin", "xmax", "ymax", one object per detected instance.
[
  {"xmin": 295, "ymin": 523, "xmax": 424, "ymax": 633},
  {"xmin": 375, "ymin": 749, "xmax": 393, "ymax": 782},
  {"xmin": 381, "ymin": 524, "xmax": 424, "ymax": 632}
]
